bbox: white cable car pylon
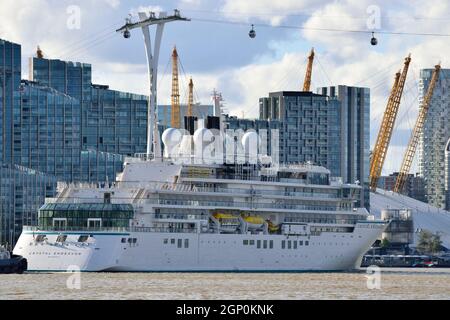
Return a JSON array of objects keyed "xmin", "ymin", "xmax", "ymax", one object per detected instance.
[{"xmin": 116, "ymin": 9, "xmax": 190, "ymax": 159}]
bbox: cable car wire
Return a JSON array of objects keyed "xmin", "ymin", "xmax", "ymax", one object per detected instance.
[{"xmin": 191, "ymin": 17, "xmax": 450, "ymax": 37}]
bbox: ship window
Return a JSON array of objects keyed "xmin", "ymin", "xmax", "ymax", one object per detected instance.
[
  {"xmin": 128, "ymin": 238, "xmax": 132, "ymax": 243},
  {"xmin": 87, "ymin": 218, "xmax": 101, "ymax": 229},
  {"xmin": 281, "ymin": 240, "xmax": 286, "ymax": 249},
  {"xmin": 163, "ymin": 239, "xmax": 168, "ymax": 244},
  {"xmin": 171, "ymin": 239, "xmax": 175, "ymax": 244},
  {"xmin": 177, "ymin": 239, "xmax": 182, "ymax": 248},
  {"xmin": 288, "ymin": 241, "xmax": 292, "ymax": 249},
  {"xmin": 184, "ymin": 239, "xmax": 189, "ymax": 248},
  {"xmin": 294, "ymin": 241, "xmax": 297, "ymax": 249},
  {"xmin": 132, "ymin": 238, "xmax": 137, "ymax": 244},
  {"xmin": 56, "ymin": 235, "xmax": 67, "ymax": 243},
  {"xmin": 257, "ymin": 240, "xmax": 261, "ymax": 249},
  {"xmin": 243, "ymin": 240, "xmax": 248, "ymax": 245},
  {"xmin": 249, "ymin": 240, "xmax": 255, "ymax": 245},
  {"xmin": 35, "ymin": 235, "xmax": 46, "ymax": 242},
  {"xmin": 299, "ymin": 241, "xmax": 303, "ymax": 246},
  {"xmin": 263, "ymin": 240, "xmax": 267, "ymax": 249},
  {"xmin": 305, "ymin": 241, "xmax": 309, "ymax": 246},
  {"xmin": 269, "ymin": 240, "xmax": 273, "ymax": 249},
  {"xmin": 121, "ymin": 238, "xmax": 126, "ymax": 243},
  {"xmin": 53, "ymin": 218, "xmax": 67, "ymax": 229}
]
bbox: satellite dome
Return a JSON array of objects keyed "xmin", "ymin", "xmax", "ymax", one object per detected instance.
[
  {"xmin": 193, "ymin": 127, "xmax": 210, "ymax": 145},
  {"xmin": 162, "ymin": 128, "xmax": 182, "ymax": 157}
]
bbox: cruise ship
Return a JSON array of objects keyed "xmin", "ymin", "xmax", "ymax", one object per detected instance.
[{"xmin": 13, "ymin": 126, "xmax": 387, "ymax": 271}]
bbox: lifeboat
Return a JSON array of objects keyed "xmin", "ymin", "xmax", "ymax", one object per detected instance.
[
  {"xmin": 212, "ymin": 213, "xmax": 240, "ymax": 233},
  {"xmin": 242, "ymin": 214, "xmax": 265, "ymax": 230}
]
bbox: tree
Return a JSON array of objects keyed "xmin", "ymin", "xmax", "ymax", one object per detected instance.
[
  {"xmin": 381, "ymin": 238, "xmax": 390, "ymax": 248},
  {"xmin": 417, "ymin": 230, "xmax": 442, "ymax": 254},
  {"xmin": 430, "ymin": 232, "xmax": 443, "ymax": 253}
]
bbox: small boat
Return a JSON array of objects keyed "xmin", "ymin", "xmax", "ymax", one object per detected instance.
[
  {"xmin": 242, "ymin": 214, "xmax": 265, "ymax": 230},
  {"xmin": 212, "ymin": 213, "xmax": 240, "ymax": 233},
  {"xmin": 0, "ymin": 246, "xmax": 27, "ymax": 274}
]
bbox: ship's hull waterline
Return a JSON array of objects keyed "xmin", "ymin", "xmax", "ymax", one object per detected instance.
[{"xmin": 14, "ymin": 222, "xmax": 385, "ymax": 272}]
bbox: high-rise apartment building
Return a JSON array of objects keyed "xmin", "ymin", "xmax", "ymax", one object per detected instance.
[
  {"xmin": 0, "ymin": 39, "xmax": 151, "ymax": 245},
  {"xmin": 259, "ymin": 91, "xmax": 341, "ymax": 181},
  {"xmin": 317, "ymin": 86, "xmax": 370, "ymax": 209},
  {"xmin": 418, "ymin": 68, "xmax": 450, "ymax": 209},
  {"xmin": 0, "ymin": 39, "xmax": 21, "ymax": 164},
  {"xmin": 30, "ymin": 57, "xmax": 149, "ymax": 156},
  {"xmin": 15, "ymin": 80, "xmax": 81, "ymax": 180}
]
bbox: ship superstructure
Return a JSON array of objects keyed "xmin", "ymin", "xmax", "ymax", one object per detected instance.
[{"xmin": 14, "ymin": 152, "xmax": 387, "ymax": 271}]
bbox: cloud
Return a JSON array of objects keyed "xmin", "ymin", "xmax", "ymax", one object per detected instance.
[
  {"xmin": 220, "ymin": 0, "xmax": 320, "ymax": 25},
  {"xmin": 102, "ymin": 0, "xmax": 120, "ymax": 8},
  {"xmin": 2, "ymin": 0, "xmax": 450, "ymax": 176}
]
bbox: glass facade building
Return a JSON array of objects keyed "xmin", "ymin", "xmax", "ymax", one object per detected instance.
[
  {"xmin": 259, "ymin": 91, "xmax": 341, "ymax": 179},
  {"xmin": 418, "ymin": 68, "xmax": 450, "ymax": 209},
  {"xmin": 0, "ymin": 39, "xmax": 21, "ymax": 164},
  {"xmin": 15, "ymin": 80, "xmax": 81, "ymax": 180},
  {"xmin": 0, "ymin": 164, "xmax": 57, "ymax": 248},
  {"xmin": 0, "ymin": 40, "xmax": 151, "ymax": 245},
  {"xmin": 224, "ymin": 114, "xmax": 281, "ymax": 160},
  {"xmin": 30, "ymin": 57, "xmax": 148, "ymax": 156},
  {"xmin": 87, "ymin": 85, "xmax": 147, "ymax": 156},
  {"xmin": 318, "ymin": 86, "xmax": 370, "ymax": 209}
]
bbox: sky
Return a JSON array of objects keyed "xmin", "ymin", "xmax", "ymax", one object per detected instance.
[{"xmin": 1, "ymin": 0, "xmax": 449, "ymax": 174}]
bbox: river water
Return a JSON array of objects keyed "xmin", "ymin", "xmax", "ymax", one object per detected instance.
[{"xmin": 0, "ymin": 268, "xmax": 449, "ymax": 300}]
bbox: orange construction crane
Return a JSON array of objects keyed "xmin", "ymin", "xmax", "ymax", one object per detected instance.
[
  {"xmin": 394, "ymin": 63, "xmax": 441, "ymax": 193},
  {"xmin": 369, "ymin": 54, "xmax": 411, "ymax": 191},
  {"xmin": 171, "ymin": 46, "xmax": 181, "ymax": 128},
  {"xmin": 302, "ymin": 48, "xmax": 314, "ymax": 92},
  {"xmin": 187, "ymin": 77, "xmax": 194, "ymax": 117}
]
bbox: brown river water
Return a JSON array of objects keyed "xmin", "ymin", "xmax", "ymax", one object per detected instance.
[{"xmin": 0, "ymin": 268, "xmax": 449, "ymax": 300}]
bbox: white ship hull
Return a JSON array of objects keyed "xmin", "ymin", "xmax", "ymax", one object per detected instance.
[{"xmin": 14, "ymin": 222, "xmax": 385, "ymax": 272}]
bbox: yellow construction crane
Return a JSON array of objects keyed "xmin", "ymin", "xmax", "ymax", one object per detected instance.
[
  {"xmin": 302, "ymin": 48, "xmax": 314, "ymax": 91},
  {"xmin": 171, "ymin": 46, "xmax": 181, "ymax": 128},
  {"xmin": 394, "ymin": 63, "xmax": 441, "ymax": 193},
  {"xmin": 187, "ymin": 77, "xmax": 194, "ymax": 117},
  {"xmin": 369, "ymin": 54, "xmax": 412, "ymax": 191}
]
